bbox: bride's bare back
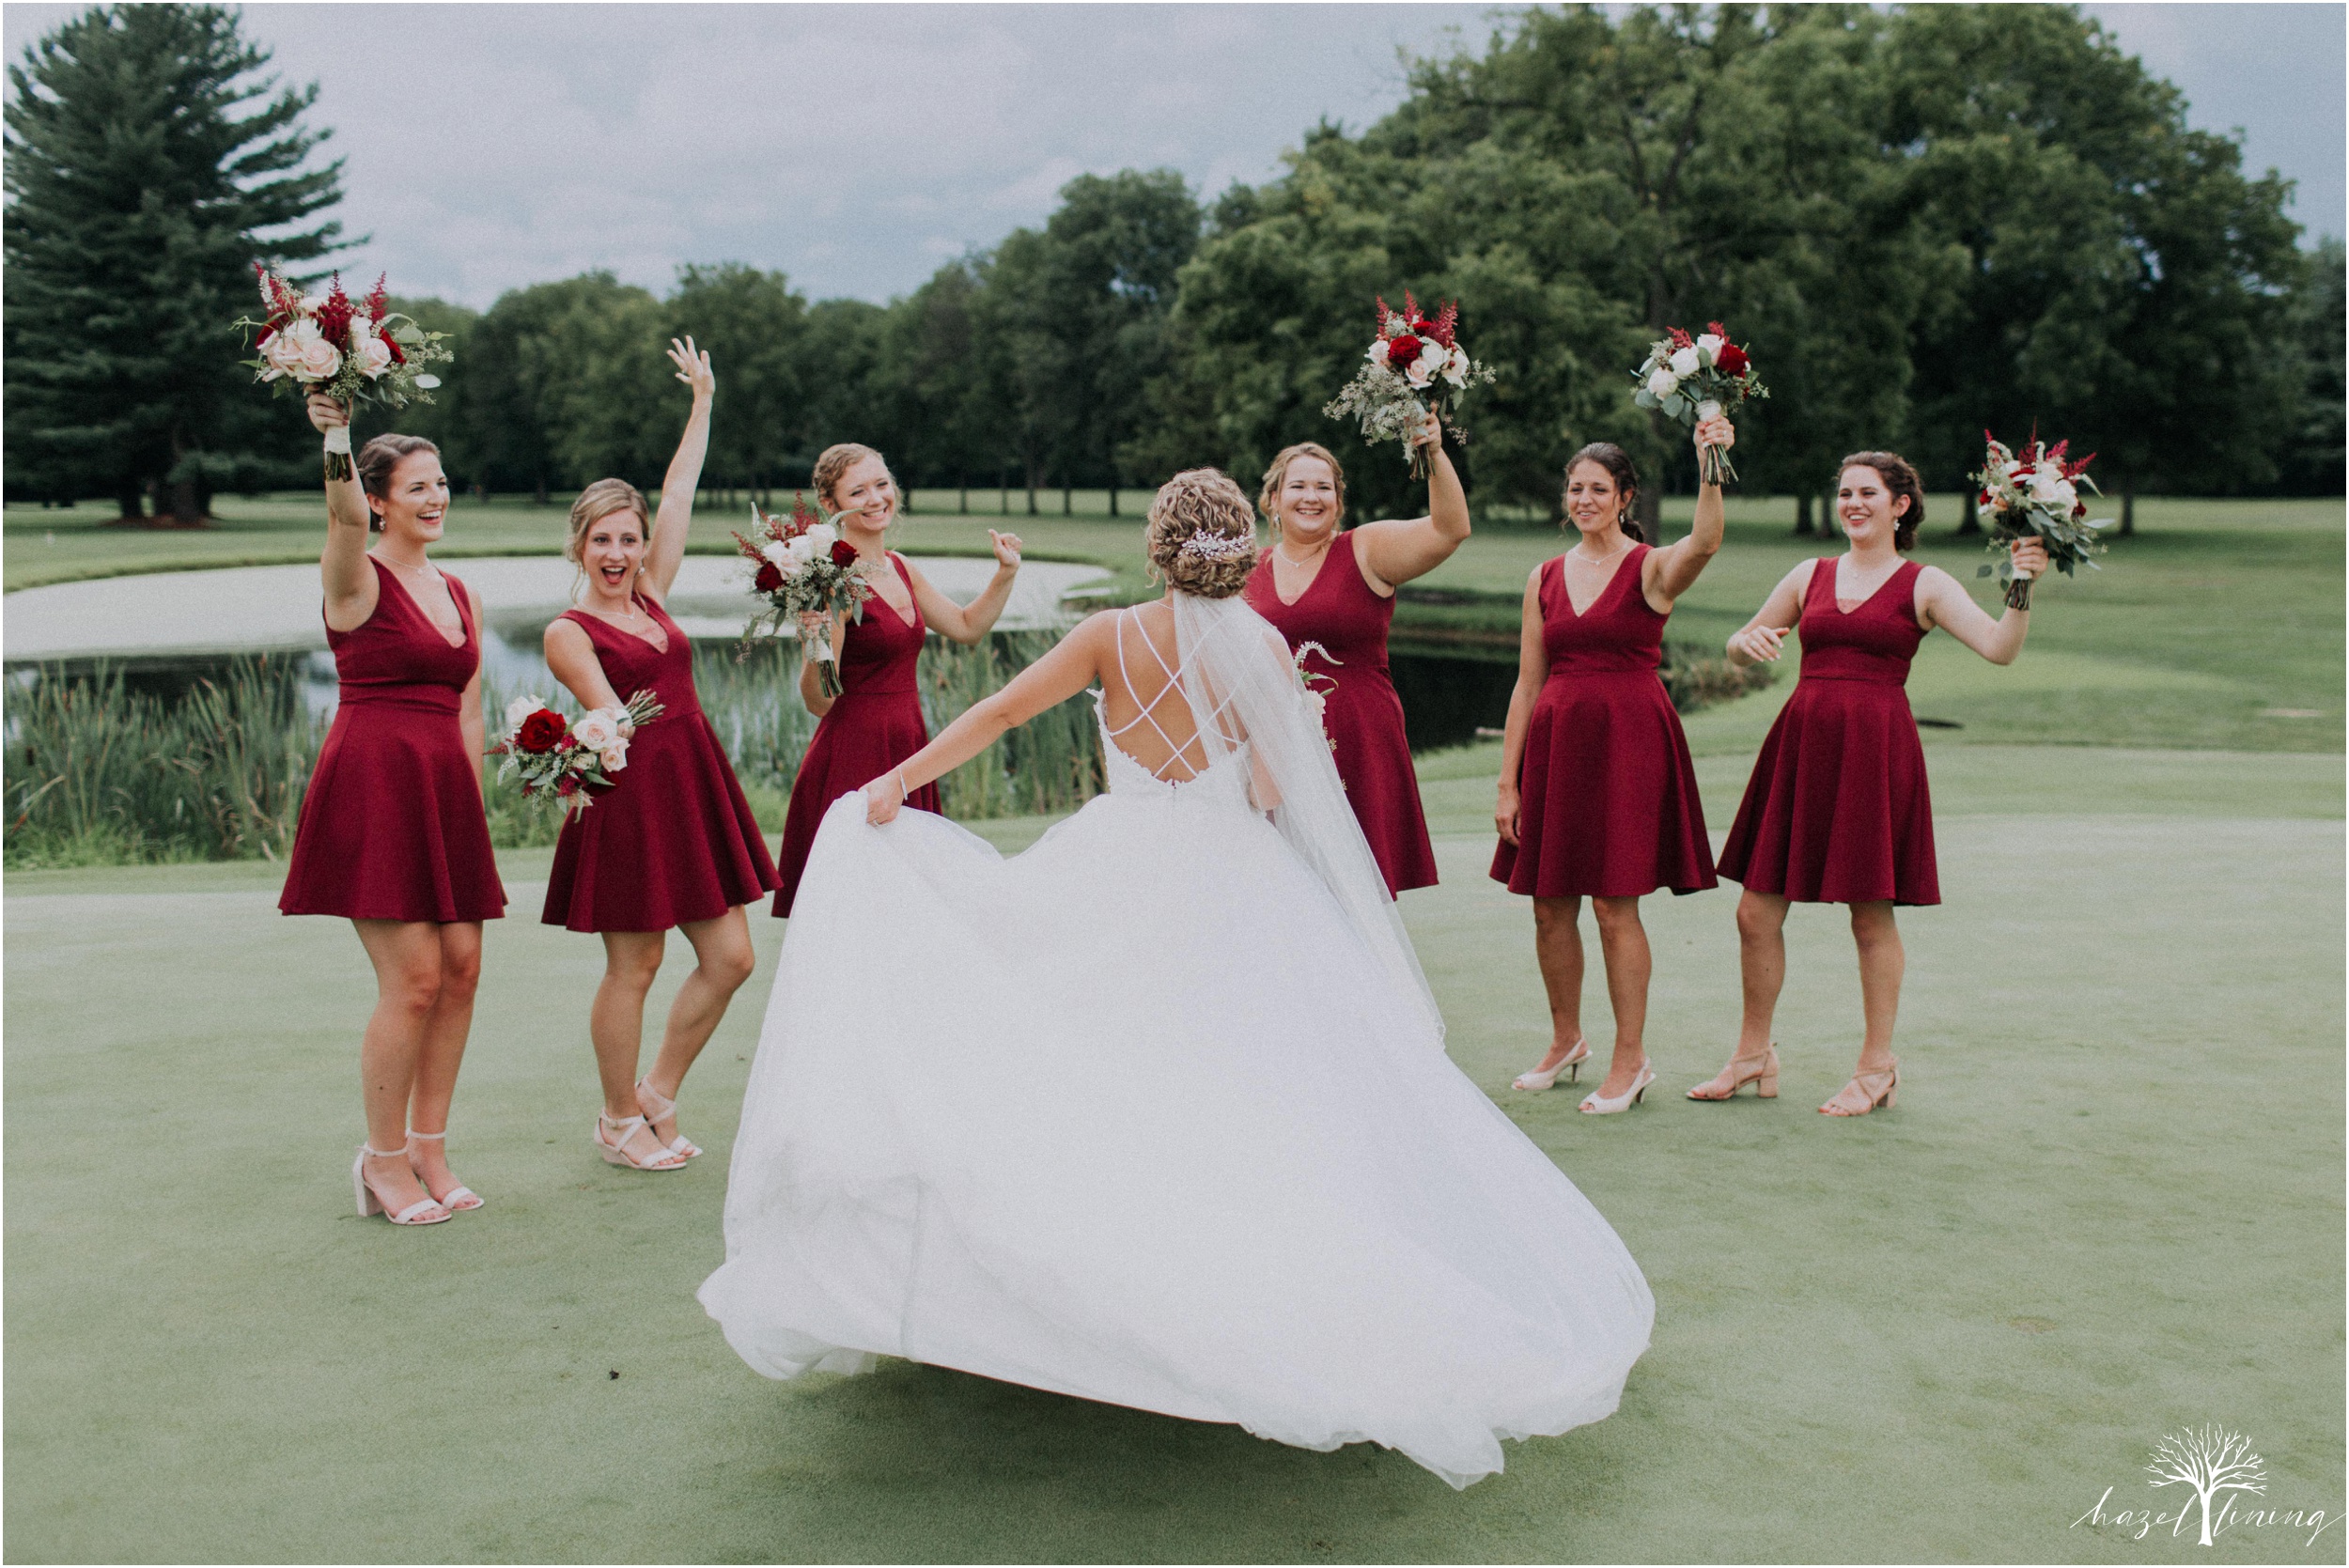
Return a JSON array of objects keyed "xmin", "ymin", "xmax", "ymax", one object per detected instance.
[{"xmin": 1097, "ymin": 602, "xmax": 1242, "ymax": 784}]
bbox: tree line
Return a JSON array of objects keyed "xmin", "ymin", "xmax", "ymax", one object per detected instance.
[{"xmin": 8, "ymin": 3, "xmax": 2341, "ymax": 532}]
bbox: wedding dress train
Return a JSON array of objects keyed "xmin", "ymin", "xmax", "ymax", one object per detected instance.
[{"xmin": 700, "ymin": 597, "xmax": 1653, "ymax": 1488}]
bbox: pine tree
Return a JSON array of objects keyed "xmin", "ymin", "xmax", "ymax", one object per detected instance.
[{"xmin": 4, "ymin": 4, "xmax": 344, "ymax": 521}]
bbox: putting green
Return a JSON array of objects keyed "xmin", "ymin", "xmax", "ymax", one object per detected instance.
[{"xmin": 5, "ymin": 749, "xmax": 2341, "ymax": 1561}]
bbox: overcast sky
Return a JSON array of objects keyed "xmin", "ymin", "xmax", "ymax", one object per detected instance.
[{"xmin": 5, "ymin": 3, "xmax": 2341, "ymax": 309}]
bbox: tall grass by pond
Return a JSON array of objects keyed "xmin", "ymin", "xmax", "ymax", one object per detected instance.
[{"xmin": 5, "ymin": 631, "xmax": 1107, "ymax": 867}]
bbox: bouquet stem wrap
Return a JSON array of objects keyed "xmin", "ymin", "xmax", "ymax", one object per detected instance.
[{"xmin": 322, "ymin": 425, "xmax": 353, "ymax": 483}]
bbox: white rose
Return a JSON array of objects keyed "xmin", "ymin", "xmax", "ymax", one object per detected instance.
[
  {"xmin": 1646, "ymin": 367, "xmax": 1681, "ymax": 400},
  {"xmin": 803, "ymin": 522, "xmax": 837, "ymax": 548},
  {"xmin": 760, "ymin": 540, "xmax": 791, "ymax": 568},
  {"xmin": 2028, "ymin": 471, "xmax": 2072, "ymax": 508},
  {"xmin": 350, "ymin": 329, "xmax": 394, "ymax": 380},
  {"xmin": 1669, "ymin": 344, "xmax": 1701, "ymax": 377},
  {"xmin": 504, "ymin": 694, "xmax": 542, "ymax": 730},
  {"xmin": 599, "ymin": 746, "xmax": 628, "ymax": 774},
  {"xmin": 1695, "ymin": 333, "xmax": 1724, "ymax": 360},
  {"xmin": 572, "ymin": 710, "xmax": 620, "ymax": 751},
  {"xmin": 1999, "ymin": 458, "xmax": 2024, "ymax": 480},
  {"xmin": 1366, "ymin": 341, "xmax": 1392, "ymax": 365},
  {"xmin": 785, "ymin": 535, "xmax": 819, "ymax": 566}
]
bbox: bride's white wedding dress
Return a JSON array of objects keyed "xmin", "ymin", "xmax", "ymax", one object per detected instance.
[{"xmin": 700, "ymin": 595, "xmax": 1653, "ymax": 1488}]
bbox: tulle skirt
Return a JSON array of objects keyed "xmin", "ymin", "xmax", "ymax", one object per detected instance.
[{"xmin": 701, "ymin": 784, "xmax": 1654, "ymax": 1488}]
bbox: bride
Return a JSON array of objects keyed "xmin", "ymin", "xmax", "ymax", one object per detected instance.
[{"xmin": 700, "ymin": 469, "xmax": 1654, "ymax": 1488}]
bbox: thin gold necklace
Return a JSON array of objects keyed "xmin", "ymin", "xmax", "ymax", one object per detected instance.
[{"xmin": 1275, "ymin": 531, "xmax": 1331, "ymax": 568}]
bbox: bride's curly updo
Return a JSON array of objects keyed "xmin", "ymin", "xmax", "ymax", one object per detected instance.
[{"xmin": 1144, "ymin": 469, "xmax": 1258, "ymax": 598}]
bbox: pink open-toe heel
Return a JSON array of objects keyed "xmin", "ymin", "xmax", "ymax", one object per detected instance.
[
  {"xmin": 1513, "ymin": 1037, "xmax": 1592, "ymax": 1092},
  {"xmin": 1821, "ymin": 1059, "xmax": 1899, "ymax": 1116},
  {"xmin": 353, "ymin": 1144, "xmax": 450, "ymax": 1225},
  {"xmin": 635, "ymin": 1079, "xmax": 701, "ymax": 1159},
  {"xmin": 406, "ymin": 1129, "xmax": 482, "ymax": 1211},
  {"xmin": 1687, "ymin": 1046, "xmax": 1780, "ymax": 1101}
]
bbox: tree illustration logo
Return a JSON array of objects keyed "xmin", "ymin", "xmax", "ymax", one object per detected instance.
[{"xmin": 2146, "ymin": 1425, "xmax": 2268, "ymax": 1546}]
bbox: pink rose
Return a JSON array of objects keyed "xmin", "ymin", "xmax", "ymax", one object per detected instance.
[{"xmin": 350, "ymin": 329, "xmax": 394, "ymax": 380}]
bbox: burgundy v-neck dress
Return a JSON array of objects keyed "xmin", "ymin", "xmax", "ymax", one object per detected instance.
[
  {"xmin": 1244, "ymin": 536, "xmax": 1438, "ymax": 895},
  {"xmin": 1490, "ymin": 546, "xmax": 1715, "ymax": 898},
  {"xmin": 541, "ymin": 594, "xmax": 779, "ymax": 933},
  {"xmin": 773, "ymin": 554, "xmax": 941, "ymax": 917},
  {"xmin": 1717, "ymin": 557, "xmax": 1938, "ymax": 906},
  {"xmin": 280, "ymin": 557, "xmax": 506, "ymax": 923}
]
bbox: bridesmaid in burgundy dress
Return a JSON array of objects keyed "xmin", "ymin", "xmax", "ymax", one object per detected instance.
[
  {"xmin": 1491, "ymin": 418, "xmax": 1735, "ymax": 1114},
  {"xmin": 772, "ymin": 442, "xmax": 1023, "ymax": 916},
  {"xmin": 1244, "ymin": 411, "xmax": 1467, "ymax": 895},
  {"xmin": 280, "ymin": 395, "xmax": 506, "ymax": 1226},
  {"xmin": 1693, "ymin": 451, "xmax": 2049, "ymax": 1115},
  {"xmin": 543, "ymin": 340, "xmax": 778, "ymax": 1171}
]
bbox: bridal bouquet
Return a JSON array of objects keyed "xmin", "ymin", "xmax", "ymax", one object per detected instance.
[
  {"xmin": 1970, "ymin": 429, "xmax": 2108, "ymax": 609},
  {"xmin": 491, "ymin": 690, "xmax": 663, "ymax": 813},
  {"xmin": 1629, "ymin": 322, "xmax": 1767, "ymax": 485},
  {"xmin": 734, "ymin": 493, "xmax": 874, "ymax": 698},
  {"xmin": 1323, "ymin": 292, "xmax": 1495, "ymax": 477},
  {"xmin": 237, "ymin": 268, "xmax": 453, "ymax": 478}
]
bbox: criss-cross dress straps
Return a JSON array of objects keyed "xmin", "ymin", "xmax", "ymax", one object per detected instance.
[{"xmin": 1104, "ymin": 606, "xmax": 1244, "ymax": 784}]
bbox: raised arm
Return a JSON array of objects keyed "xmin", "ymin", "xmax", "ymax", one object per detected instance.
[
  {"xmin": 1724, "ymin": 560, "xmax": 1812, "ymax": 669},
  {"xmin": 1354, "ymin": 411, "xmax": 1471, "ymax": 590},
  {"xmin": 906, "ymin": 531, "xmax": 1023, "ymax": 644},
  {"xmin": 1642, "ymin": 413, "xmax": 1732, "ymax": 609},
  {"xmin": 863, "ymin": 611, "xmax": 1108, "ymax": 822},
  {"xmin": 310, "ymin": 393, "xmax": 380, "ymax": 631},
  {"xmin": 544, "ymin": 619, "xmax": 625, "ymax": 714},
  {"xmin": 1916, "ymin": 538, "xmax": 2047, "ymax": 665},
  {"xmin": 644, "ymin": 336, "xmax": 714, "ymax": 602},
  {"xmin": 1492, "ymin": 565, "xmax": 1550, "ymax": 846}
]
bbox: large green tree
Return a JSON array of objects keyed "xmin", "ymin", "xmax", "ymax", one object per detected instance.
[
  {"xmin": 4, "ymin": 3, "xmax": 344, "ymax": 520},
  {"xmin": 1884, "ymin": 5, "xmax": 2306, "ymax": 530}
]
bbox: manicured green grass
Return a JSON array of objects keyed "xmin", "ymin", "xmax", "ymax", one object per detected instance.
[{"xmin": 4, "ymin": 748, "xmax": 2341, "ymax": 1561}]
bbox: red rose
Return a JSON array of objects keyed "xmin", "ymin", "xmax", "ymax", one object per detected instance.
[
  {"xmin": 1384, "ymin": 333, "xmax": 1423, "ymax": 369},
  {"xmin": 1715, "ymin": 343, "xmax": 1750, "ymax": 376},
  {"xmin": 384, "ymin": 334, "xmax": 406, "ymax": 365},
  {"xmin": 516, "ymin": 708, "xmax": 568, "ymax": 753},
  {"xmin": 754, "ymin": 561, "xmax": 784, "ymax": 593},
  {"xmin": 829, "ymin": 539, "xmax": 859, "ymax": 568}
]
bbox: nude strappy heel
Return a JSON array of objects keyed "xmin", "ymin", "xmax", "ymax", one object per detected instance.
[
  {"xmin": 596, "ymin": 1112, "xmax": 688, "ymax": 1171},
  {"xmin": 353, "ymin": 1144, "xmax": 451, "ymax": 1225},
  {"xmin": 1687, "ymin": 1045, "xmax": 1780, "ymax": 1101},
  {"xmin": 1821, "ymin": 1059, "xmax": 1899, "ymax": 1116},
  {"xmin": 1513, "ymin": 1037, "xmax": 1592, "ymax": 1091},
  {"xmin": 634, "ymin": 1079, "xmax": 700, "ymax": 1160},
  {"xmin": 405, "ymin": 1129, "xmax": 482, "ymax": 1210}
]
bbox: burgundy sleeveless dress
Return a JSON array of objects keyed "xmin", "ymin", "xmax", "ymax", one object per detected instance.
[
  {"xmin": 1490, "ymin": 546, "xmax": 1715, "ymax": 898},
  {"xmin": 1244, "ymin": 537, "xmax": 1438, "ymax": 895},
  {"xmin": 280, "ymin": 559, "xmax": 506, "ymax": 923},
  {"xmin": 541, "ymin": 595, "xmax": 779, "ymax": 933},
  {"xmin": 773, "ymin": 555, "xmax": 941, "ymax": 917},
  {"xmin": 1717, "ymin": 557, "xmax": 1939, "ymax": 906}
]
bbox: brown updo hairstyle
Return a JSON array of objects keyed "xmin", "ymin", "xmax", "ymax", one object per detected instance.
[
  {"xmin": 355, "ymin": 434, "xmax": 441, "ymax": 534},
  {"xmin": 565, "ymin": 478, "xmax": 652, "ymax": 567},
  {"xmin": 1144, "ymin": 469, "xmax": 1257, "ymax": 599},
  {"xmin": 1258, "ymin": 442, "xmax": 1347, "ymax": 536},
  {"xmin": 812, "ymin": 442, "xmax": 892, "ymax": 513},
  {"xmin": 1836, "ymin": 450, "xmax": 1924, "ymax": 551},
  {"xmin": 1561, "ymin": 442, "xmax": 1644, "ymax": 544}
]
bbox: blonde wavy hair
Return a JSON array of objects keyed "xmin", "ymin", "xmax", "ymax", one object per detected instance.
[
  {"xmin": 565, "ymin": 478, "xmax": 651, "ymax": 566},
  {"xmin": 813, "ymin": 442, "xmax": 894, "ymax": 513},
  {"xmin": 1258, "ymin": 442, "xmax": 1348, "ymax": 537},
  {"xmin": 1145, "ymin": 469, "xmax": 1258, "ymax": 598}
]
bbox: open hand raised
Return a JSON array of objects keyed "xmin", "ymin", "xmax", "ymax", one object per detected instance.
[{"xmin": 667, "ymin": 335, "xmax": 715, "ymax": 400}]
